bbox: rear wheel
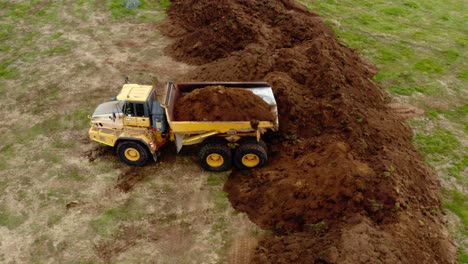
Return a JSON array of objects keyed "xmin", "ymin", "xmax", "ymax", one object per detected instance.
[
  {"xmin": 199, "ymin": 143, "xmax": 232, "ymax": 172},
  {"xmin": 117, "ymin": 141, "xmax": 150, "ymax": 166},
  {"xmin": 234, "ymin": 141, "xmax": 268, "ymax": 170}
]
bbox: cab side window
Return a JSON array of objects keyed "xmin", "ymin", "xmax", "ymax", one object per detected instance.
[
  {"xmin": 135, "ymin": 103, "xmax": 146, "ymax": 117},
  {"xmin": 123, "ymin": 102, "xmax": 147, "ymax": 117}
]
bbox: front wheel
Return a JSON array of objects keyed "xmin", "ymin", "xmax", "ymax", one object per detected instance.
[
  {"xmin": 199, "ymin": 143, "xmax": 232, "ymax": 172},
  {"xmin": 117, "ymin": 141, "xmax": 150, "ymax": 166},
  {"xmin": 234, "ymin": 142, "xmax": 268, "ymax": 170}
]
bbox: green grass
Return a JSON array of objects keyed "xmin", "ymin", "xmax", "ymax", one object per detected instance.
[
  {"xmin": 443, "ymin": 189, "xmax": 468, "ymax": 263},
  {"xmin": 207, "ymin": 172, "xmax": 228, "ymax": 186},
  {"xmin": 413, "ymin": 127, "xmax": 467, "ymax": 184},
  {"xmin": 426, "ymin": 104, "xmax": 468, "ymax": 133},
  {"xmin": 443, "ymin": 190, "xmax": 468, "ymax": 233},
  {"xmin": 0, "ymin": 0, "xmax": 81, "ymax": 86},
  {"xmin": 206, "ymin": 171, "xmax": 231, "ymax": 213},
  {"xmin": 90, "ymin": 208, "xmax": 132, "ymax": 237},
  {"xmin": 414, "ymin": 129, "xmax": 459, "ymax": 158},
  {"xmin": 0, "ymin": 208, "xmax": 27, "ymax": 229},
  {"xmin": 458, "ymin": 71, "xmax": 468, "ymax": 81},
  {"xmin": 205, "ymin": 171, "xmax": 234, "ymax": 262},
  {"xmin": 0, "ymin": 143, "xmax": 15, "ymax": 170},
  {"xmin": 90, "ymin": 202, "xmax": 146, "ymax": 237},
  {"xmin": 47, "ymin": 214, "xmax": 64, "ymax": 227},
  {"xmin": 459, "ymin": 252, "xmax": 468, "ymax": 264},
  {"xmin": 0, "ymin": 59, "xmax": 19, "ymax": 79},
  {"xmin": 58, "ymin": 167, "xmax": 86, "ymax": 181},
  {"xmin": 1, "ymin": 108, "xmax": 93, "ymax": 146},
  {"xmin": 414, "ymin": 58, "xmax": 444, "ymax": 74},
  {"xmin": 0, "ymin": 180, "xmax": 7, "ymax": 193},
  {"xmin": 160, "ymin": 0, "xmax": 171, "ymax": 8},
  {"xmin": 446, "ymin": 156, "xmax": 468, "ymax": 183},
  {"xmin": 387, "ymin": 83, "xmax": 440, "ymax": 96},
  {"xmin": 45, "ymin": 188, "xmax": 73, "ymax": 204},
  {"xmin": 428, "ymin": 104, "xmax": 468, "ymax": 118},
  {"xmin": 90, "ymin": 208, "xmax": 127, "ymax": 237},
  {"xmin": 42, "ymin": 41, "xmax": 76, "ymax": 56}
]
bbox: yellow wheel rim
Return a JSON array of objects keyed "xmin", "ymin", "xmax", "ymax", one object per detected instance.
[
  {"xmin": 124, "ymin": 148, "xmax": 141, "ymax": 161},
  {"xmin": 242, "ymin": 154, "xmax": 260, "ymax": 167},
  {"xmin": 206, "ymin": 153, "xmax": 224, "ymax": 167}
]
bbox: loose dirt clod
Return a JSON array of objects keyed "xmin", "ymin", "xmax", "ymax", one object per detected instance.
[
  {"xmin": 162, "ymin": 0, "xmax": 456, "ymax": 263},
  {"xmin": 174, "ymin": 85, "xmax": 275, "ymax": 122},
  {"xmin": 115, "ymin": 166, "xmax": 158, "ymax": 192}
]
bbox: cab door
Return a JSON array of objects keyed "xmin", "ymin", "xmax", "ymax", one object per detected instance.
[{"xmin": 123, "ymin": 102, "xmax": 151, "ymax": 127}]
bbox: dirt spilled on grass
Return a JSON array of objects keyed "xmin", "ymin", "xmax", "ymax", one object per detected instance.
[
  {"xmin": 115, "ymin": 167, "xmax": 150, "ymax": 192},
  {"xmin": 161, "ymin": 0, "xmax": 455, "ymax": 263},
  {"xmin": 84, "ymin": 145, "xmax": 150, "ymax": 193}
]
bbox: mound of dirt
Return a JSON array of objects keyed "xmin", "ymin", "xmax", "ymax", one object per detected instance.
[
  {"xmin": 162, "ymin": 0, "xmax": 456, "ymax": 263},
  {"xmin": 174, "ymin": 85, "xmax": 275, "ymax": 122}
]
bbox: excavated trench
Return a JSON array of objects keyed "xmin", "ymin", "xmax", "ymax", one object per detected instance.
[{"xmin": 160, "ymin": 0, "xmax": 455, "ymax": 263}]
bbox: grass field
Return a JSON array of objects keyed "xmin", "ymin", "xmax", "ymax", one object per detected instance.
[{"xmin": 298, "ymin": 0, "xmax": 467, "ymax": 262}]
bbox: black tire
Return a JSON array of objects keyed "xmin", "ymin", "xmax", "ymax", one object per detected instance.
[
  {"xmin": 237, "ymin": 137, "xmax": 267, "ymax": 151},
  {"xmin": 234, "ymin": 142, "xmax": 268, "ymax": 170},
  {"xmin": 117, "ymin": 141, "xmax": 150, "ymax": 166},
  {"xmin": 199, "ymin": 143, "xmax": 232, "ymax": 172}
]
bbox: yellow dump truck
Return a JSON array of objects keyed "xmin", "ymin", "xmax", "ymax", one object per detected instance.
[{"xmin": 89, "ymin": 82, "xmax": 278, "ymax": 171}]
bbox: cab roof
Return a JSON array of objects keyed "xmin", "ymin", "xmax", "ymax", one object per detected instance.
[{"xmin": 116, "ymin": 84, "xmax": 153, "ymax": 102}]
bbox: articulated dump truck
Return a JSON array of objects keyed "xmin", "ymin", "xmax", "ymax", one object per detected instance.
[{"xmin": 89, "ymin": 82, "xmax": 278, "ymax": 171}]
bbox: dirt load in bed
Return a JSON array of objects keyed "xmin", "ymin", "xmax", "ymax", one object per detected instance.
[{"xmin": 174, "ymin": 85, "xmax": 275, "ymax": 122}]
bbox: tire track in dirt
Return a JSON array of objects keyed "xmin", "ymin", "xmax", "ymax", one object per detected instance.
[{"xmin": 228, "ymin": 235, "xmax": 258, "ymax": 264}]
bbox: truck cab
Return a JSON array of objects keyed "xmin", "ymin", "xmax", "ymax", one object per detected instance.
[
  {"xmin": 117, "ymin": 84, "xmax": 168, "ymax": 132},
  {"xmin": 89, "ymin": 84, "xmax": 168, "ymax": 165}
]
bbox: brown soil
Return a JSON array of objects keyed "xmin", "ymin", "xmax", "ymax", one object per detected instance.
[
  {"xmin": 174, "ymin": 85, "xmax": 275, "ymax": 122},
  {"xmin": 161, "ymin": 0, "xmax": 456, "ymax": 263},
  {"xmin": 115, "ymin": 167, "xmax": 149, "ymax": 193}
]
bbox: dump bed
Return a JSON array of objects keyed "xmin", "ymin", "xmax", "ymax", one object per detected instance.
[{"xmin": 163, "ymin": 82, "xmax": 279, "ymax": 134}]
